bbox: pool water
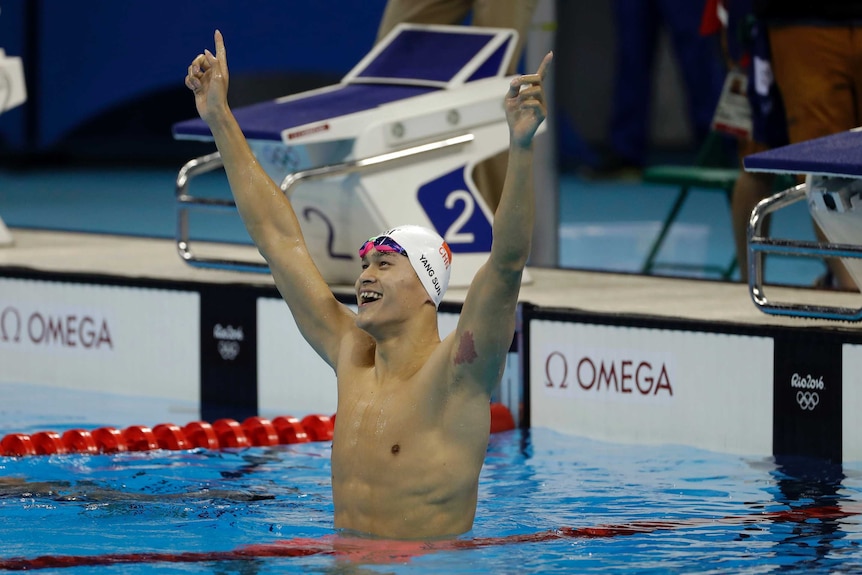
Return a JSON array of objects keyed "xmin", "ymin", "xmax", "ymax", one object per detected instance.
[{"xmin": 1, "ymin": 428, "xmax": 861, "ymax": 574}]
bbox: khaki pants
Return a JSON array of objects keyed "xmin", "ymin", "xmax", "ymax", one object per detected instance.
[
  {"xmin": 769, "ymin": 25, "xmax": 862, "ymax": 289},
  {"xmin": 769, "ymin": 25, "xmax": 862, "ymax": 144},
  {"xmin": 377, "ymin": 0, "xmax": 539, "ymax": 75}
]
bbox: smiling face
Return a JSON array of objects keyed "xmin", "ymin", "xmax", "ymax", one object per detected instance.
[
  {"xmin": 355, "ymin": 248, "xmax": 431, "ymax": 335},
  {"xmin": 359, "ymin": 226, "xmax": 451, "ymax": 308}
]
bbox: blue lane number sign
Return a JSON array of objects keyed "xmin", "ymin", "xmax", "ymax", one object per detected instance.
[{"xmin": 417, "ymin": 166, "xmax": 492, "ymax": 253}]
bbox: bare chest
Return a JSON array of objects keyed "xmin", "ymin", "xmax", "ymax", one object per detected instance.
[{"xmin": 335, "ymin": 380, "xmax": 429, "ymax": 452}]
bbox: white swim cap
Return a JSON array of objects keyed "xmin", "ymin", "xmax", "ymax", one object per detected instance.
[{"xmin": 359, "ymin": 225, "xmax": 452, "ymax": 307}]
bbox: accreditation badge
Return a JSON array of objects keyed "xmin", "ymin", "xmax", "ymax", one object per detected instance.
[{"xmin": 711, "ymin": 68, "xmax": 752, "ymax": 139}]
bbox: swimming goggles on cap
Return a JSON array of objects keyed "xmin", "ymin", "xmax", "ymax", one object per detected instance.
[{"xmin": 358, "ymin": 235, "xmax": 408, "ymax": 259}]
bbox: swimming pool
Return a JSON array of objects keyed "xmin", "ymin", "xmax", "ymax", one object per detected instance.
[{"xmin": 2, "ymin": 426, "xmax": 861, "ymax": 573}]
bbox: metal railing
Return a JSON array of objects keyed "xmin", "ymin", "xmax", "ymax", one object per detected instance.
[
  {"xmin": 748, "ymin": 182, "xmax": 862, "ymax": 320},
  {"xmin": 175, "ymin": 133, "xmax": 475, "ymax": 272}
]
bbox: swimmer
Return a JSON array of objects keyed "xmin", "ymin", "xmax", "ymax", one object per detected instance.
[{"xmin": 185, "ymin": 31, "xmax": 551, "ymax": 540}]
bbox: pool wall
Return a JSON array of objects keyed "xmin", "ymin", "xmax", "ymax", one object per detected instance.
[
  {"xmin": 527, "ymin": 306, "xmax": 861, "ymax": 462},
  {"xmin": 2, "ymin": 265, "xmax": 861, "ymax": 462}
]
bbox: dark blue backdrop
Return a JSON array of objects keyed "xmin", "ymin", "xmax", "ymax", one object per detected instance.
[{"xmin": 0, "ymin": 0, "xmax": 387, "ymax": 156}]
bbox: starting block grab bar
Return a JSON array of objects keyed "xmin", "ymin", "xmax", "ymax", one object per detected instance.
[
  {"xmin": 176, "ymin": 133, "xmax": 475, "ymax": 274},
  {"xmin": 173, "ymin": 24, "xmax": 531, "ymax": 288},
  {"xmin": 0, "ymin": 48, "xmax": 27, "ymax": 247},
  {"xmin": 748, "ymin": 182, "xmax": 862, "ymax": 321}
]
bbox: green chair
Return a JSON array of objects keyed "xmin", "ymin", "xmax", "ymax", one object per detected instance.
[{"xmin": 640, "ymin": 132, "xmax": 740, "ymax": 279}]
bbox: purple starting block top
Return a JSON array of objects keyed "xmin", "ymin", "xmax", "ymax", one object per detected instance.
[
  {"xmin": 744, "ymin": 129, "xmax": 862, "ymax": 178},
  {"xmin": 173, "ymin": 84, "xmax": 437, "ymax": 142},
  {"xmin": 354, "ymin": 28, "xmax": 506, "ymax": 84},
  {"xmin": 172, "ymin": 26, "xmax": 514, "ymax": 143}
]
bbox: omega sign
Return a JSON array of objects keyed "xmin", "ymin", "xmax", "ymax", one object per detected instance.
[
  {"xmin": 542, "ymin": 346, "xmax": 674, "ymax": 401},
  {"xmin": 0, "ymin": 305, "xmax": 113, "ymax": 350}
]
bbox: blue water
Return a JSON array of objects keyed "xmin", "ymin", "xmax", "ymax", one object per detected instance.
[
  {"xmin": 2, "ymin": 428, "xmax": 861, "ymax": 574},
  {"xmin": 0, "ymin": 161, "xmax": 852, "ymax": 572}
]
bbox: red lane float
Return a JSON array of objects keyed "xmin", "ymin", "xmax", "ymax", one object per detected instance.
[
  {"xmin": 91, "ymin": 427, "xmax": 127, "ymax": 453},
  {"xmin": 122, "ymin": 426, "xmax": 159, "ymax": 452},
  {"xmin": 61, "ymin": 429, "xmax": 98, "ymax": 454},
  {"xmin": 30, "ymin": 431, "xmax": 67, "ymax": 455},
  {"xmin": 0, "ymin": 434, "xmax": 35, "ymax": 456},
  {"xmin": 300, "ymin": 415, "xmax": 334, "ymax": 442},
  {"xmin": 241, "ymin": 417, "xmax": 279, "ymax": 447},
  {"xmin": 0, "ymin": 403, "xmax": 515, "ymax": 457},
  {"xmin": 490, "ymin": 403, "xmax": 516, "ymax": 433},
  {"xmin": 272, "ymin": 416, "xmax": 310, "ymax": 444},
  {"xmin": 152, "ymin": 424, "xmax": 189, "ymax": 450},
  {"xmin": 212, "ymin": 419, "xmax": 251, "ymax": 448},
  {"xmin": 182, "ymin": 421, "xmax": 219, "ymax": 449}
]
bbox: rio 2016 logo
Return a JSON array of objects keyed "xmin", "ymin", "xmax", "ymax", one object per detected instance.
[{"xmin": 791, "ymin": 373, "xmax": 824, "ymax": 411}]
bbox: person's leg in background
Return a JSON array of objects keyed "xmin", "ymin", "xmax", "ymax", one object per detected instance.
[
  {"xmin": 658, "ymin": 0, "xmax": 724, "ymax": 151},
  {"xmin": 732, "ymin": 144, "xmax": 774, "ymax": 282},
  {"xmin": 730, "ymin": 15, "xmax": 786, "ymax": 283},
  {"xmin": 376, "ymin": 0, "xmax": 472, "ymax": 42},
  {"xmin": 375, "ymin": 0, "xmax": 539, "ymax": 211},
  {"xmin": 605, "ymin": 0, "xmax": 660, "ymax": 173},
  {"xmin": 377, "ymin": 0, "xmax": 538, "ymax": 74},
  {"xmin": 469, "ymin": 0, "xmax": 539, "ymax": 74},
  {"xmin": 769, "ymin": 25, "xmax": 860, "ymax": 290},
  {"xmin": 466, "ymin": 0, "xmax": 539, "ymax": 210}
]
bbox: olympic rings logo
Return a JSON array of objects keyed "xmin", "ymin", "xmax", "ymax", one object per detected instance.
[
  {"xmin": 217, "ymin": 340, "xmax": 240, "ymax": 361},
  {"xmin": 796, "ymin": 391, "xmax": 820, "ymax": 411}
]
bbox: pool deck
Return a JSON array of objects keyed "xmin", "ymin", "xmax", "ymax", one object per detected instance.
[{"xmin": 2, "ymin": 227, "xmax": 860, "ymax": 331}]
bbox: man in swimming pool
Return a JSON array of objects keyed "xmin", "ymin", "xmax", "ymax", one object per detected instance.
[{"xmin": 185, "ymin": 31, "xmax": 551, "ymax": 540}]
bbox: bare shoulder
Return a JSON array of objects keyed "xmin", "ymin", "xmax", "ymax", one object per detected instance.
[
  {"xmin": 442, "ymin": 288, "xmax": 517, "ymax": 398},
  {"xmin": 434, "ymin": 329, "xmax": 493, "ymax": 393}
]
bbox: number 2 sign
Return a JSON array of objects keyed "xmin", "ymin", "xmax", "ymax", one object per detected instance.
[{"xmin": 417, "ymin": 167, "xmax": 493, "ymax": 253}]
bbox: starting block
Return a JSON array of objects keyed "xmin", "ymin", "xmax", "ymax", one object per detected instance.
[
  {"xmin": 173, "ymin": 24, "xmax": 541, "ymax": 287},
  {"xmin": 744, "ymin": 128, "xmax": 862, "ymax": 320},
  {"xmin": 0, "ymin": 48, "xmax": 27, "ymax": 247}
]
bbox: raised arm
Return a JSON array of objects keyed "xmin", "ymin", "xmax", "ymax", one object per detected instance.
[
  {"xmin": 449, "ymin": 52, "xmax": 553, "ymax": 392},
  {"xmin": 185, "ymin": 31, "xmax": 354, "ymax": 367}
]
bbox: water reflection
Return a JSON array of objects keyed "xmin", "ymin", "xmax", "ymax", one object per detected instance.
[{"xmin": 748, "ymin": 454, "xmax": 859, "ymax": 572}]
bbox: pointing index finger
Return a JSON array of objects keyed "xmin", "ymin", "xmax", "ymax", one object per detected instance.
[
  {"xmin": 536, "ymin": 51, "xmax": 553, "ymax": 80},
  {"xmin": 214, "ymin": 29, "xmax": 227, "ymax": 66}
]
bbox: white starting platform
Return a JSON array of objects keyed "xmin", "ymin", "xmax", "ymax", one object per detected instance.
[
  {"xmin": 745, "ymin": 129, "xmax": 862, "ymax": 320},
  {"xmin": 172, "ymin": 24, "xmax": 540, "ymax": 288},
  {"xmin": 0, "ymin": 47, "xmax": 27, "ymax": 247}
]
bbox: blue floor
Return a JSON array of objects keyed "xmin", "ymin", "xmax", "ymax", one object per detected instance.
[
  {"xmin": 0, "ymin": 164, "xmax": 825, "ymax": 286},
  {"xmin": 558, "ymin": 175, "xmax": 824, "ymax": 285}
]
